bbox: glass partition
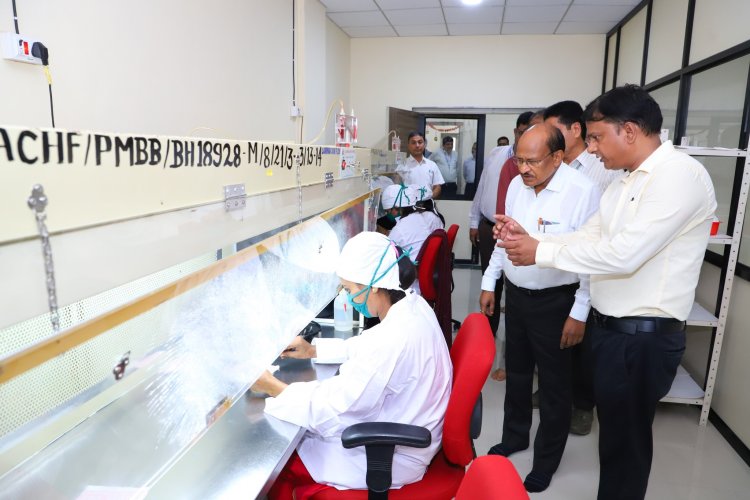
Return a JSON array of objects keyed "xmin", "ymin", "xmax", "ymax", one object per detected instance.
[
  {"xmin": 649, "ymin": 80, "xmax": 680, "ymax": 142},
  {"xmin": 616, "ymin": 7, "xmax": 647, "ymax": 86},
  {"xmin": 645, "ymin": 0, "xmax": 688, "ymax": 84},
  {"xmin": 0, "ymin": 195, "xmax": 371, "ymax": 497}
]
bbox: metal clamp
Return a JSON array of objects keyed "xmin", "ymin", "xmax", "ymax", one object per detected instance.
[
  {"xmin": 112, "ymin": 351, "xmax": 131, "ymax": 380},
  {"xmin": 27, "ymin": 184, "xmax": 60, "ymax": 332},
  {"xmin": 223, "ymin": 184, "xmax": 246, "ymax": 212}
]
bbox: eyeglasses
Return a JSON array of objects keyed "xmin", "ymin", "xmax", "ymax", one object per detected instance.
[{"xmin": 513, "ymin": 151, "xmax": 552, "ymax": 167}]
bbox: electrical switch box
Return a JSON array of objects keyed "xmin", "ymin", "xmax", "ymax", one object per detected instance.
[{"xmin": 1, "ymin": 32, "xmax": 43, "ymax": 64}]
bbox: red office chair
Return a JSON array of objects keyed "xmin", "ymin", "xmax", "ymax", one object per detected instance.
[
  {"xmin": 302, "ymin": 313, "xmax": 497, "ymax": 500},
  {"xmin": 455, "ymin": 455, "xmax": 529, "ymax": 500},
  {"xmin": 446, "ymin": 224, "xmax": 459, "ymax": 250},
  {"xmin": 416, "ymin": 229, "xmax": 451, "ymax": 347},
  {"xmin": 445, "ymin": 224, "xmax": 463, "ymax": 331}
]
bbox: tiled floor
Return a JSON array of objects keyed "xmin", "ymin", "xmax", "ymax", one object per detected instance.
[{"xmin": 452, "ymin": 268, "xmax": 750, "ymax": 499}]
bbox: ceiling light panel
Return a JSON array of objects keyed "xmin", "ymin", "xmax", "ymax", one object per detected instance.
[{"xmin": 444, "ymin": 6, "xmax": 504, "ymax": 24}]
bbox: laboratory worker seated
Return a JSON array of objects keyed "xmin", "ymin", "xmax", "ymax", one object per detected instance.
[
  {"xmin": 387, "ymin": 185, "xmax": 445, "ymax": 264},
  {"xmin": 376, "ymin": 182, "xmax": 414, "ymax": 234},
  {"xmin": 252, "ymin": 232, "xmax": 453, "ymax": 499}
]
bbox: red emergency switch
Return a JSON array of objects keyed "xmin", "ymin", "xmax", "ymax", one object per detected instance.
[{"xmin": 23, "ymin": 41, "xmax": 29, "ymax": 55}]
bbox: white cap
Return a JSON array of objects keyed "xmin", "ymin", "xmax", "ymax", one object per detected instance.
[
  {"xmin": 336, "ymin": 232, "xmax": 402, "ymax": 290},
  {"xmin": 382, "ymin": 184, "xmax": 415, "ymax": 209},
  {"xmin": 410, "ymin": 184, "xmax": 432, "ymax": 201}
]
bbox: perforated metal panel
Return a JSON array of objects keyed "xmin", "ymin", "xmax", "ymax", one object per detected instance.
[{"xmin": 0, "ymin": 252, "xmax": 216, "ymax": 439}]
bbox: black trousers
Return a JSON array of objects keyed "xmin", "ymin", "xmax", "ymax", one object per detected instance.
[
  {"xmin": 478, "ymin": 219, "xmax": 502, "ymax": 336},
  {"xmin": 571, "ymin": 324, "xmax": 595, "ymax": 411},
  {"xmin": 502, "ymin": 280, "xmax": 576, "ymax": 476},
  {"xmin": 442, "ymin": 182, "xmax": 458, "ymax": 197},
  {"xmin": 589, "ymin": 316, "xmax": 685, "ymax": 500}
]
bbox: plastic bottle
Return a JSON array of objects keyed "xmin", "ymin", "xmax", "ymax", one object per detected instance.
[
  {"xmin": 351, "ymin": 108, "xmax": 358, "ymax": 144},
  {"xmin": 391, "ymin": 134, "xmax": 401, "ymax": 152},
  {"xmin": 333, "ymin": 289, "xmax": 353, "ymax": 331}
]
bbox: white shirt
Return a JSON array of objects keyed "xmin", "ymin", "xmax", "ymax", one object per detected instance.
[
  {"xmin": 431, "ymin": 149, "xmax": 458, "ymax": 183},
  {"xmin": 265, "ymin": 291, "xmax": 452, "ymax": 490},
  {"xmin": 482, "ymin": 163, "xmax": 600, "ymax": 322},
  {"xmin": 569, "ymin": 149, "xmax": 625, "ymax": 195},
  {"xmin": 469, "ymin": 146, "xmax": 513, "ymax": 228},
  {"xmin": 389, "ymin": 211, "xmax": 445, "ymax": 261},
  {"xmin": 463, "ymin": 156, "xmax": 476, "ymax": 183},
  {"xmin": 536, "ymin": 141, "xmax": 717, "ymax": 320},
  {"xmin": 396, "ymin": 156, "xmax": 445, "ymax": 193}
]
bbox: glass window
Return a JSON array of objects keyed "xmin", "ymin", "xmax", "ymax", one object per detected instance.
[
  {"xmin": 649, "ymin": 80, "xmax": 680, "ymax": 142},
  {"xmin": 685, "ymin": 55, "xmax": 750, "ymax": 261},
  {"xmin": 646, "ymin": 0, "xmax": 688, "ymax": 84},
  {"xmin": 616, "ymin": 8, "xmax": 647, "ymax": 86},
  {"xmin": 685, "ymin": 55, "xmax": 749, "ymax": 149},
  {"xmin": 606, "ymin": 35, "xmax": 617, "ymax": 91},
  {"xmin": 690, "ymin": 0, "xmax": 750, "ymax": 65},
  {"xmin": 425, "ymin": 117, "xmax": 480, "ymax": 201}
]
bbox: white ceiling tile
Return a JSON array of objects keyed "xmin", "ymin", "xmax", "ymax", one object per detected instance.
[
  {"xmin": 328, "ymin": 10, "xmax": 389, "ymax": 27},
  {"xmin": 448, "ymin": 23, "xmax": 501, "ymax": 36},
  {"xmin": 501, "ymin": 22, "xmax": 558, "ymax": 34},
  {"xmin": 504, "ymin": 5, "xmax": 568, "ymax": 23},
  {"xmin": 376, "ymin": 0, "xmax": 440, "ymax": 8},
  {"xmin": 556, "ymin": 21, "xmax": 617, "ymax": 34},
  {"xmin": 320, "ymin": 0, "xmax": 378, "ymax": 12},
  {"xmin": 385, "ymin": 8, "xmax": 445, "ymax": 25},
  {"xmin": 444, "ymin": 6, "xmax": 503, "ymax": 24},
  {"xmin": 442, "ymin": 0, "xmax": 505, "ymax": 6},
  {"xmin": 342, "ymin": 25, "xmax": 398, "ymax": 37},
  {"xmin": 573, "ymin": 0, "xmax": 641, "ymax": 5},
  {"xmin": 394, "ymin": 24, "xmax": 449, "ymax": 36},
  {"xmin": 506, "ymin": 0, "xmax": 570, "ymax": 5},
  {"xmin": 565, "ymin": 5, "xmax": 635, "ymax": 22}
]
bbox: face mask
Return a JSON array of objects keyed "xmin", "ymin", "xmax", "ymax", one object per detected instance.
[
  {"xmin": 346, "ymin": 286, "xmax": 374, "ymax": 318},
  {"xmin": 385, "ymin": 213, "xmax": 401, "ymax": 223},
  {"xmin": 344, "ymin": 243, "xmax": 410, "ymax": 319}
]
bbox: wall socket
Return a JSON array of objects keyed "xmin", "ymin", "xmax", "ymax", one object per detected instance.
[{"xmin": 0, "ymin": 32, "xmax": 44, "ymax": 64}]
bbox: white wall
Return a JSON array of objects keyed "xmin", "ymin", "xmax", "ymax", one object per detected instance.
[
  {"xmin": 0, "ymin": 0, "xmax": 348, "ymax": 144},
  {"xmin": 350, "ymin": 35, "xmax": 605, "ymax": 150}
]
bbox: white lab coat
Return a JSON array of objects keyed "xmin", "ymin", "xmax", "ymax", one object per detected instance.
[
  {"xmin": 389, "ymin": 212, "xmax": 444, "ymax": 263},
  {"xmin": 264, "ymin": 290, "xmax": 452, "ymax": 490}
]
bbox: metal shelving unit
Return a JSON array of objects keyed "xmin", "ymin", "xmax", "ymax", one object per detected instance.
[{"xmin": 661, "ymin": 146, "xmax": 750, "ymax": 425}]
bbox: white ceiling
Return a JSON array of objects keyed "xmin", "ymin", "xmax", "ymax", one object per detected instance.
[{"xmin": 320, "ymin": 0, "xmax": 642, "ymax": 37}]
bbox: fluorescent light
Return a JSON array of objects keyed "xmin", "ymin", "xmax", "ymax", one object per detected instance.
[{"xmin": 462, "ymin": 0, "xmax": 482, "ymax": 5}]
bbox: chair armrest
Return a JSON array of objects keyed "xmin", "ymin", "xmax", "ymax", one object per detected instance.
[
  {"xmin": 342, "ymin": 422, "xmax": 432, "ymax": 449},
  {"xmin": 341, "ymin": 423, "xmax": 432, "ymax": 497}
]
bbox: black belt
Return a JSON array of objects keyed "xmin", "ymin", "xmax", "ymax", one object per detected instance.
[
  {"xmin": 482, "ymin": 217, "xmax": 495, "ymax": 226},
  {"xmin": 591, "ymin": 309, "xmax": 685, "ymax": 335},
  {"xmin": 505, "ymin": 278, "xmax": 579, "ymax": 297}
]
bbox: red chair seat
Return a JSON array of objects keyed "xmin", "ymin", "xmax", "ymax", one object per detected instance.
[
  {"xmin": 308, "ymin": 450, "xmax": 464, "ymax": 500},
  {"xmin": 456, "ymin": 455, "xmax": 529, "ymax": 500}
]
